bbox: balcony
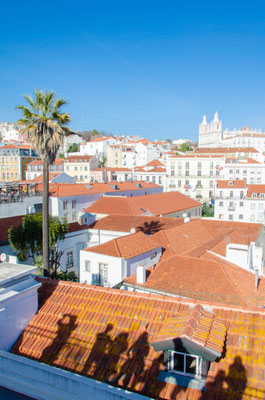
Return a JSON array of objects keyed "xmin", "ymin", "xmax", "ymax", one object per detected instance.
[
  {"xmin": 169, "ymin": 184, "xmax": 176, "ymax": 188},
  {"xmin": 228, "ymin": 206, "xmax": 235, "ymax": 211}
]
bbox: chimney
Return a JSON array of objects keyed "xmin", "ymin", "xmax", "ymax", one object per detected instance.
[
  {"xmin": 136, "ymin": 265, "xmax": 146, "ymax": 284},
  {"xmin": 254, "ymin": 267, "xmax": 259, "ymax": 291}
]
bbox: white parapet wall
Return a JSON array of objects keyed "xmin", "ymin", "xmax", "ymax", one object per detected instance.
[{"xmin": 0, "ymin": 351, "xmax": 153, "ymax": 400}]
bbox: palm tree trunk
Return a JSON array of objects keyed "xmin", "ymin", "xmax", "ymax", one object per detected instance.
[{"xmin": 42, "ymin": 160, "xmax": 49, "ymax": 276}]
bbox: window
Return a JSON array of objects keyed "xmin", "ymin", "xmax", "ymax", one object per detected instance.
[
  {"xmin": 210, "ymin": 162, "xmax": 214, "ymax": 169},
  {"xmin": 219, "ymin": 214, "xmax": 223, "ymax": 219},
  {"xmin": 178, "ymin": 180, "xmax": 181, "ymax": 187},
  {"xmin": 185, "ymin": 162, "xmax": 189, "ymax": 168},
  {"xmin": 251, "ymin": 203, "xmax": 256, "ymax": 210},
  {"xmin": 72, "ymin": 211, "xmax": 77, "ymax": 220},
  {"xmin": 169, "ymin": 351, "xmax": 201, "ymax": 379},
  {"xmin": 99, "ymin": 263, "xmax": 108, "ymax": 286},
  {"xmin": 146, "ymin": 176, "xmax": 150, "ymax": 182},
  {"xmin": 80, "ymin": 166, "xmax": 83, "ymax": 171},
  {"xmin": 250, "ymin": 178, "xmax": 254, "ymax": 184},
  {"xmin": 259, "ymin": 203, "xmax": 263, "ymax": 210},
  {"xmin": 158, "ymin": 176, "xmax": 162, "ymax": 184},
  {"xmin": 152, "ymin": 176, "xmax": 156, "ymax": 183},
  {"xmin": 209, "ymin": 180, "xmax": 213, "ymax": 188},
  {"xmin": 239, "ymin": 214, "xmax": 243, "ymax": 219},
  {"xmin": 230, "ymin": 191, "xmax": 233, "ymax": 198},
  {"xmin": 219, "ymin": 202, "xmax": 223, "ymax": 207},
  {"xmin": 210, "ymin": 170, "xmax": 213, "ymax": 176},
  {"xmin": 80, "ymin": 175, "xmax": 84, "ymax": 181},
  {"xmin": 85, "ymin": 260, "xmax": 91, "ymax": 272},
  {"xmin": 236, "ymin": 169, "xmax": 240, "ymax": 174},
  {"xmin": 243, "ymin": 170, "xmax": 247, "ymax": 175},
  {"xmin": 185, "ymin": 180, "xmax": 189, "ymax": 185},
  {"xmin": 66, "ymin": 251, "xmax": 73, "ymax": 267},
  {"xmin": 74, "ymin": 166, "xmax": 78, "ymax": 171},
  {"xmin": 229, "ymin": 214, "xmax": 233, "ymax": 221},
  {"xmin": 252, "ymin": 193, "xmax": 257, "ymax": 198},
  {"xmin": 72, "ymin": 199, "xmax": 77, "ymax": 208},
  {"xmin": 229, "ymin": 201, "xmax": 233, "ymax": 207},
  {"xmin": 250, "ymin": 215, "xmax": 255, "ymax": 222},
  {"xmin": 63, "ymin": 200, "xmax": 68, "ymax": 210},
  {"xmin": 240, "ymin": 202, "xmax": 244, "ymax": 207},
  {"xmin": 229, "ymin": 169, "xmax": 233, "ymax": 174},
  {"xmin": 171, "ymin": 170, "xmax": 175, "ymax": 176},
  {"xmin": 198, "ymin": 162, "xmax": 202, "ymax": 169},
  {"xmin": 185, "ymin": 170, "xmax": 189, "ymax": 177},
  {"xmin": 197, "ymin": 170, "xmax": 201, "ymax": 176}
]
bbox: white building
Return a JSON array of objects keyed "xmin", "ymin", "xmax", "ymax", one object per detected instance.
[
  {"xmin": 215, "ymin": 180, "xmax": 265, "ymax": 224},
  {"xmin": 80, "ymin": 231, "xmax": 162, "ymax": 287},
  {"xmin": 134, "ymin": 159, "xmax": 166, "ymax": 188},
  {"xmin": 80, "ymin": 137, "xmax": 116, "ymax": 160},
  {"xmin": 26, "ymin": 158, "xmax": 65, "ymax": 180},
  {"xmin": 198, "ymin": 112, "xmax": 265, "ymax": 150},
  {"xmin": 165, "ymin": 154, "xmax": 224, "ymax": 201},
  {"xmin": 223, "ymin": 157, "xmax": 265, "ymax": 184}
]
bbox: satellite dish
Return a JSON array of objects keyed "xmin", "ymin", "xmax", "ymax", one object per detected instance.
[
  {"xmin": 0, "ymin": 253, "xmax": 7, "ymax": 262},
  {"xmin": 130, "ymin": 228, "xmax": 136, "ymax": 234}
]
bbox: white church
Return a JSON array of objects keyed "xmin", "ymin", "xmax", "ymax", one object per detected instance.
[{"xmin": 198, "ymin": 112, "xmax": 265, "ymax": 151}]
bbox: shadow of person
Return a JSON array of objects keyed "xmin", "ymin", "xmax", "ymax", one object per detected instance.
[
  {"xmin": 201, "ymin": 356, "xmax": 247, "ymax": 400},
  {"xmin": 82, "ymin": 323, "xmax": 113, "ymax": 378},
  {"xmin": 104, "ymin": 331, "xmax": 129, "ymax": 383},
  {"xmin": 226, "ymin": 356, "xmax": 247, "ymax": 400},
  {"xmin": 39, "ymin": 314, "xmax": 78, "ymax": 365},
  {"xmin": 114, "ymin": 331, "xmax": 149, "ymax": 390}
]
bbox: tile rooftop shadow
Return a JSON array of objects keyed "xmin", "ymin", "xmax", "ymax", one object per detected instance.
[
  {"xmin": 136, "ymin": 220, "xmax": 164, "ymax": 235},
  {"xmin": 200, "ymin": 356, "xmax": 247, "ymax": 400},
  {"xmin": 39, "ymin": 314, "xmax": 78, "ymax": 365}
]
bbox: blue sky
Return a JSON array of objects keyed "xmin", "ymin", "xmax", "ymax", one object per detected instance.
[{"xmin": 1, "ymin": 0, "xmax": 265, "ymax": 141}]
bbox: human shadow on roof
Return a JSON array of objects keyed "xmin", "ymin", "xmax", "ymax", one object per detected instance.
[
  {"xmin": 136, "ymin": 220, "xmax": 164, "ymax": 235},
  {"xmin": 39, "ymin": 314, "xmax": 77, "ymax": 365},
  {"xmin": 200, "ymin": 355, "xmax": 247, "ymax": 400}
]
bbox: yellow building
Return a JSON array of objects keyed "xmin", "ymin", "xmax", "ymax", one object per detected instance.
[
  {"xmin": 106, "ymin": 145, "xmax": 122, "ymax": 167},
  {"xmin": 64, "ymin": 155, "xmax": 100, "ymax": 183},
  {"xmin": 0, "ymin": 144, "xmax": 39, "ymax": 182}
]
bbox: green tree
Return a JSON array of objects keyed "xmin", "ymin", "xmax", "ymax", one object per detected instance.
[
  {"xmin": 16, "ymin": 90, "xmax": 71, "ymax": 276},
  {"xmin": 8, "ymin": 213, "xmax": 68, "ymax": 275},
  {"xmin": 68, "ymin": 143, "xmax": 80, "ymax": 152},
  {"xmin": 179, "ymin": 142, "xmax": 192, "ymax": 152}
]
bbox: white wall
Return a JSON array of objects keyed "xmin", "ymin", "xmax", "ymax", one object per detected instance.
[{"xmin": 0, "ymin": 351, "xmax": 150, "ymax": 400}]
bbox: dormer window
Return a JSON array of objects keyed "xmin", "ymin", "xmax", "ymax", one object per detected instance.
[
  {"xmin": 228, "ymin": 181, "xmax": 233, "ymax": 186},
  {"xmin": 169, "ymin": 351, "xmax": 202, "ymax": 379},
  {"xmin": 252, "ymin": 193, "xmax": 257, "ymax": 198}
]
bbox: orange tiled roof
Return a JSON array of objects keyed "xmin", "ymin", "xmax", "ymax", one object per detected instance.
[
  {"xmin": 216, "ymin": 179, "xmax": 247, "ymax": 189},
  {"xmin": 88, "ymin": 136, "xmax": 112, "ymax": 143},
  {"xmin": 247, "ymin": 184, "xmax": 265, "ymax": 198},
  {"xmin": 88, "ymin": 215, "xmax": 185, "ymax": 233},
  {"xmin": 84, "ymin": 231, "xmax": 160, "ymax": 259},
  {"xmin": 27, "ymin": 158, "xmax": 64, "ymax": 166},
  {"xmin": 151, "ymin": 304, "xmax": 226, "ymax": 358},
  {"xmin": 11, "ymin": 279, "xmax": 265, "ymax": 399},
  {"xmin": 50, "ymin": 181, "xmax": 160, "ymax": 197},
  {"xmin": 0, "ymin": 143, "xmax": 33, "ymax": 150},
  {"xmin": 66, "ymin": 155, "xmax": 93, "ymax": 162},
  {"xmin": 85, "ymin": 192, "xmax": 201, "ymax": 216},
  {"xmin": 145, "ymin": 159, "xmax": 165, "ymax": 167}
]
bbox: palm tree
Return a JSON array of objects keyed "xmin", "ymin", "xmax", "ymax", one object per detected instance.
[{"xmin": 16, "ymin": 90, "xmax": 71, "ymax": 276}]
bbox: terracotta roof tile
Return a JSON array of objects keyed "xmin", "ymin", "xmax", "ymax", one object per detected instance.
[
  {"xmin": 145, "ymin": 159, "xmax": 165, "ymax": 167},
  {"xmin": 88, "ymin": 215, "xmax": 185, "ymax": 233},
  {"xmin": 247, "ymin": 184, "xmax": 265, "ymax": 198},
  {"xmin": 11, "ymin": 279, "xmax": 265, "ymax": 399},
  {"xmin": 85, "ymin": 192, "xmax": 201, "ymax": 216},
  {"xmin": 84, "ymin": 231, "xmax": 160, "ymax": 259},
  {"xmin": 217, "ymin": 180, "xmax": 247, "ymax": 189}
]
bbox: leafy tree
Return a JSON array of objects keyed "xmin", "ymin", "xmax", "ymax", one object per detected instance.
[
  {"xmin": 8, "ymin": 213, "xmax": 68, "ymax": 275},
  {"xmin": 179, "ymin": 142, "xmax": 192, "ymax": 152},
  {"xmin": 16, "ymin": 90, "xmax": 71, "ymax": 275},
  {"xmin": 99, "ymin": 155, "xmax": 107, "ymax": 167},
  {"xmin": 202, "ymin": 203, "xmax": 214, "ymax": 217},
  {"xmin": 68, "ymin": 143, "xmax": 80, "ymax": 152}
]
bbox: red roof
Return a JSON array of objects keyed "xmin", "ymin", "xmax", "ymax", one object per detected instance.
[
  {"xmin": 11, "ymin": 278, "xmax": 265, "ymax": 399},
  {"xmin": 0, "ymin": 143, "xmax": 33, "ymax": 150},
  {"xmin": 194, "ymin": 147, "xmax": 259, "ymax": 154},
  {"xmin": 84, "ymin": 231, "xmax": 160, "ymax": 259},
  {"xmin": 145, "ymin": 159, "xmax": 165, "ymax": 167},
  {"xmin": 88, "ymin": 136, "xmax": 112, "ymax": 143},
  {"xmin": 27, "ymin": 158, "xmax": 64, "ymax": 166},
  {"xmin": 88, "ymin": 215, "xmax": 185, "ymax": 233},
  {"xmin": 50, "ymin": 181, "xmax": 160, "ymax": 197},
  {"xmin": 217, "ymin": 179, "xmax": 247, "ymax": 189},
  {"xmin": 66, "ymin": 155, "xmax": 93, "ymax": 162},
  {"xmin": 247, "ymin": 184, "xmax": 265, "ymax": 198},
  {"xmin": 85, "ymin": 192, "xmax": 201, "ymax": 216}
]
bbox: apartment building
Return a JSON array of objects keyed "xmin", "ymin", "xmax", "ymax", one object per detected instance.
[
  {"xmin": 64, "ymin": 155, "xmax": 100, "ymax": 183},
  {"xmin": 215, "ymin": 180, "xmax": 265, "ymax": 223},
  {"xmin": 134, "ymin": 159, "xmax": 166, "ymax": 187},
  {"xmin": 166, "ymin": 154, "xmax": 224, "ymax": 201},
  {"xmin": 26, "ymin": 158, "xmax": 65, "ymax": 180},
  {"xmin": 223, "ymin": 157, "xmax": 265, "ymax": 184},
  {"xmin": 0, "ymin": 144, "xmax": 39, "ymax": 182},
  {"xmin": 80, "ymin": 137, "xmax": 116, "ymax": 159}
]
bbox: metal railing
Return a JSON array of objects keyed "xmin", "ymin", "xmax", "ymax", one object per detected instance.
[{"xmin": 0, "ymin": 191, "xmax": 42, "ymax": 204}]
